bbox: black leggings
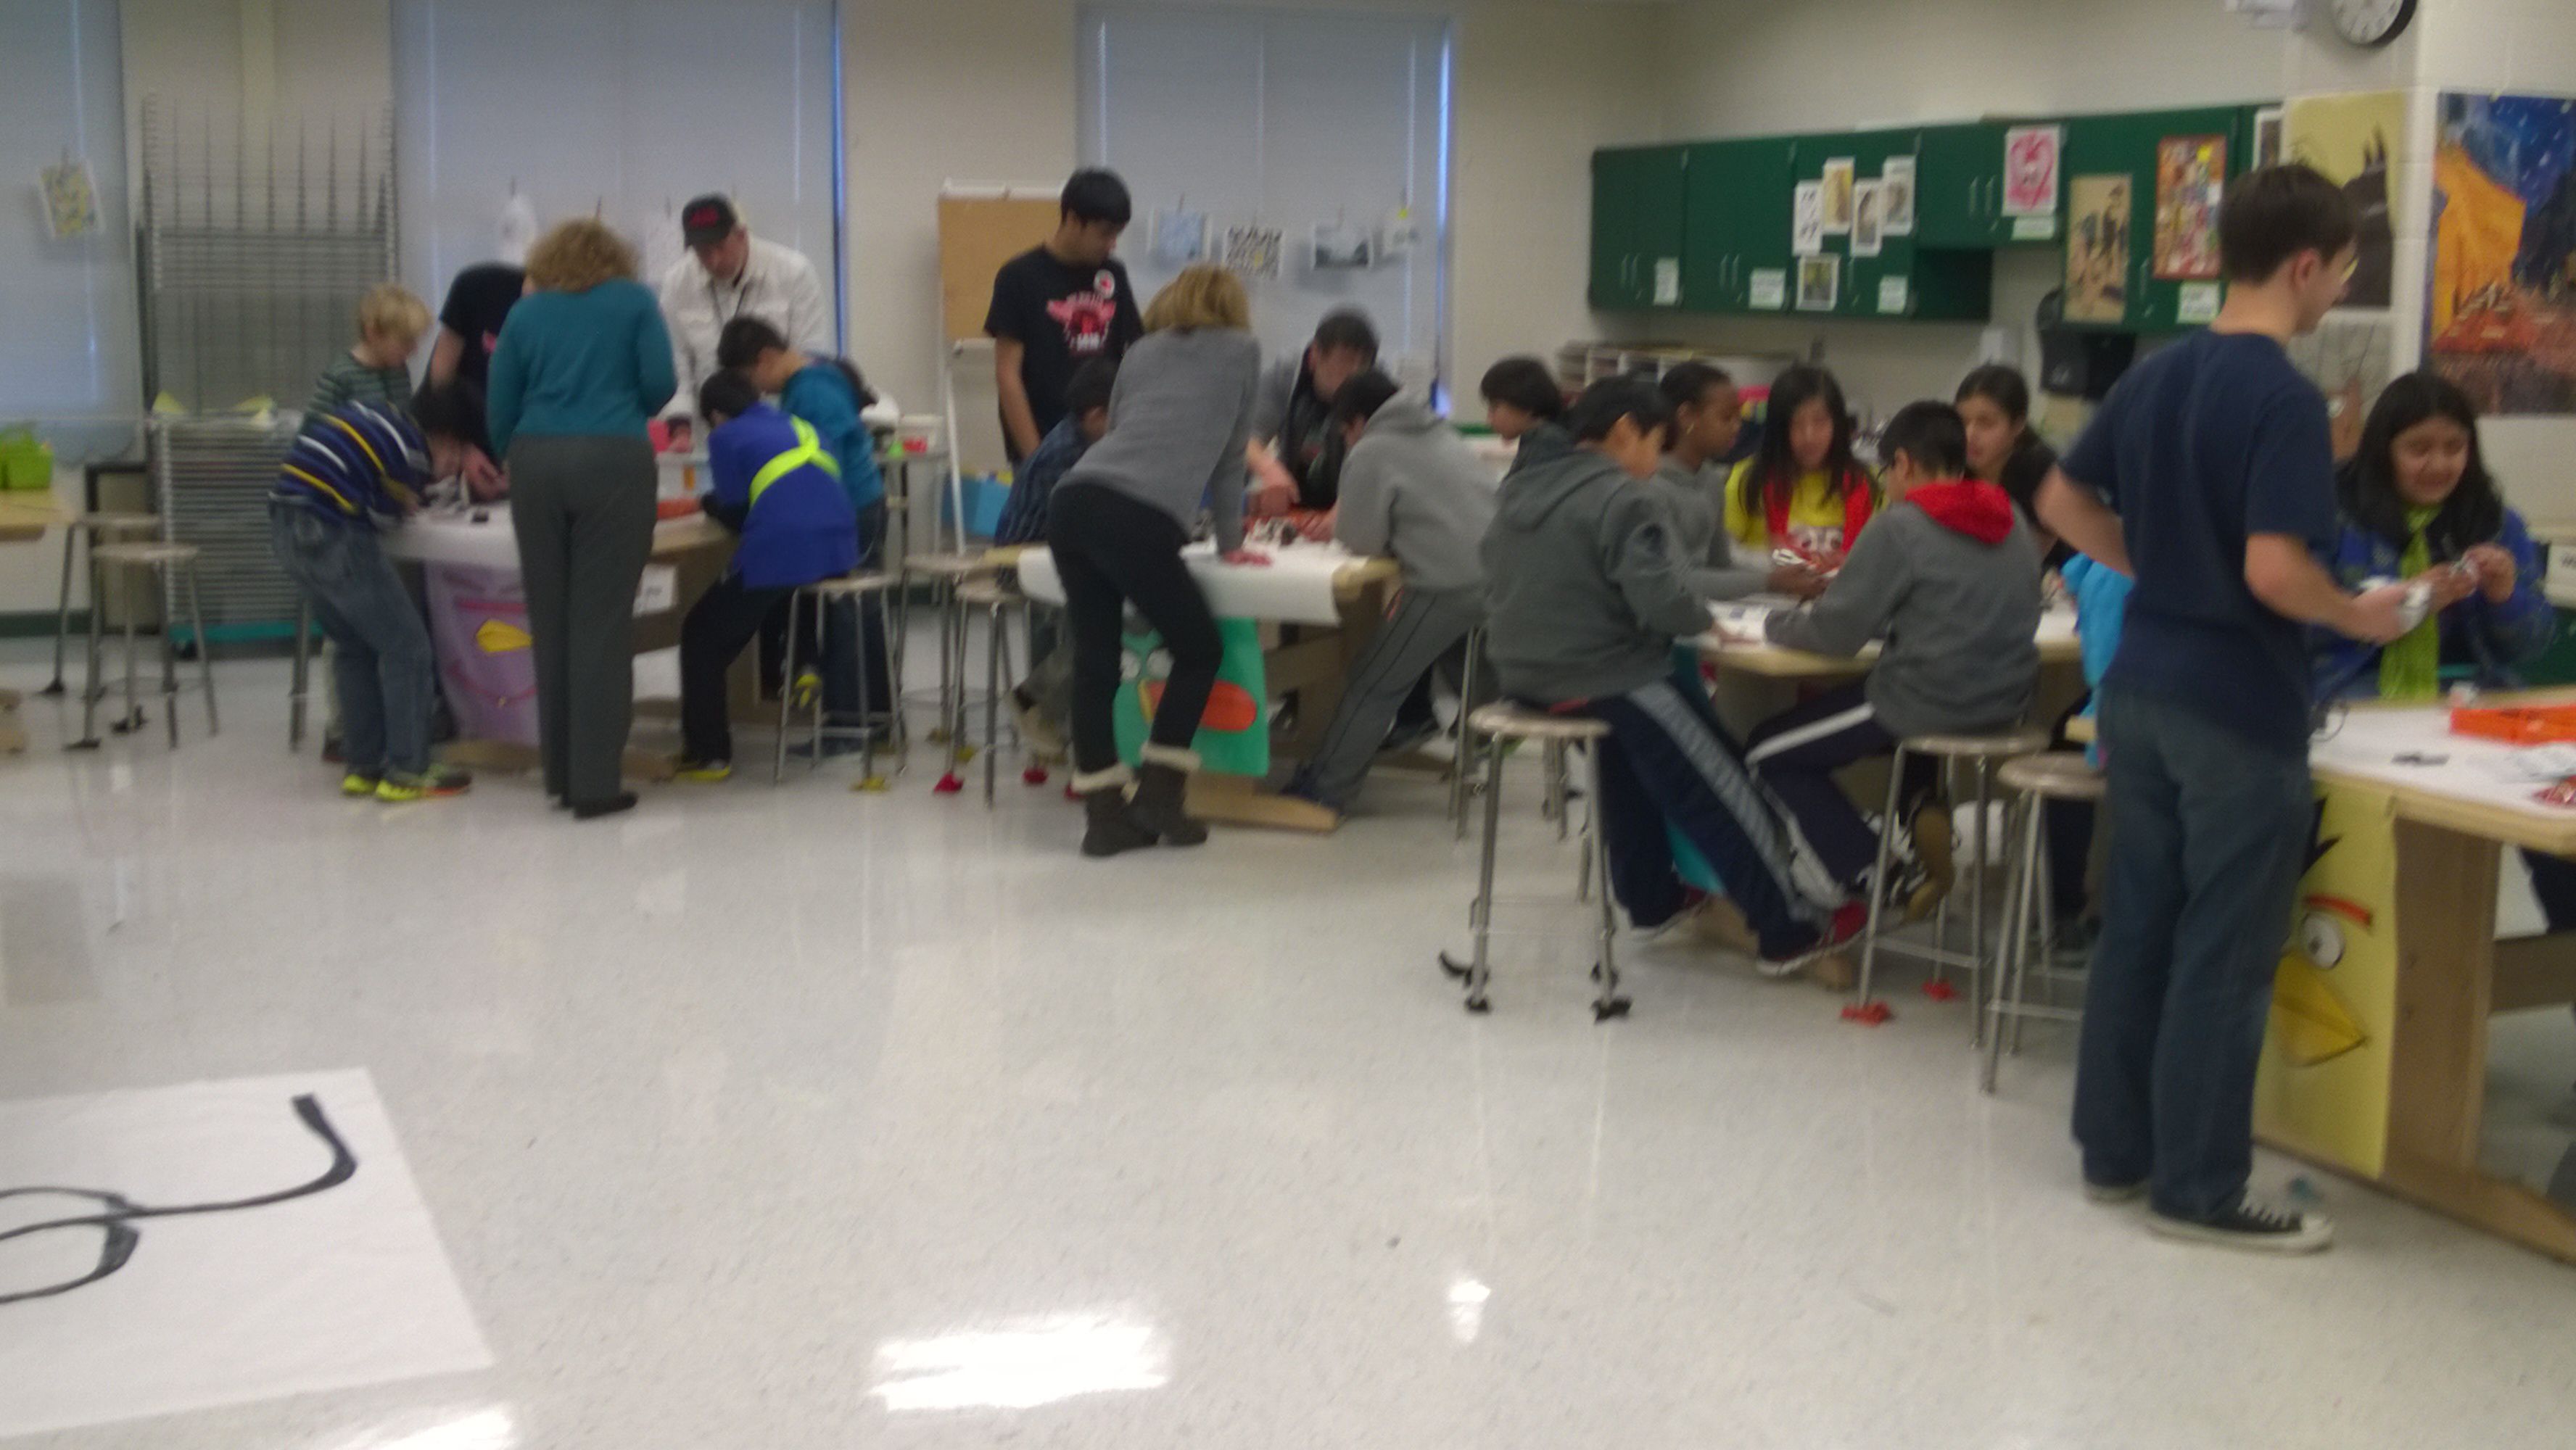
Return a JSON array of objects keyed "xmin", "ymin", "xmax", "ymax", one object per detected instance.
[{"xmin": 1047, "ymin": 484, "xmax": 1223, "ymax": 777}]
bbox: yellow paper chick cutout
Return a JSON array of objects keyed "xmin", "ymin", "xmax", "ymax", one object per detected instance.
[{"xmin": 475, "ymin": 618, "xmax": 532, "ymax": 653}]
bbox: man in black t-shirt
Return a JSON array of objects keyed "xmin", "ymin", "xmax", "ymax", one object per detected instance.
[
  {"xmin": 985, "ymin": 170, "xmax": 1145, "ymax": 463},
  {"xmin": 428, "ymin": 262, "xmax": 527, "ymax": 497}
]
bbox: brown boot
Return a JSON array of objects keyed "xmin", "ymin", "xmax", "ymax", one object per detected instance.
[
  {"xmin": 1130, "ymin": 746, "xmax": 1208, "ymax": 847},
  {"xmin": 1907, "ymin": 799, "xmax": 1955, "ymax": 921},
  {"xmin": 1076, "ymin": 766, "xmax": 1155, "ymax": 858}
]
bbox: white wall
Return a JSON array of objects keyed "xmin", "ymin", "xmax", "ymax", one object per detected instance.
[
  {"xmin": 1635, "ymin": 0, "xmax": 2421, "ymax": 433},
  {"xmin": 842, "ymin": 0, "xmax": 1662, "ymax": 463}
]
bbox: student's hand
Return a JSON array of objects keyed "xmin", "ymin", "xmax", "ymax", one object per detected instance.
[
  {"xmin": 2342, "ymin": 580, "xmax": 2419, "ymax": 645},
  {"xmin": 1221, "ymin": 547, "xmax": 1272, "ymax": 567},
  {"xmin": 664, "ymin": 418, "xmax": 693, "ymax": 450},
  {"xmin": 463, "ymin": 450, "xmax": 507, "ymax": 500},
  {"xmin": 1767, "ymin": 563, "xmax": 1827, "ymax": 599},
  {"xmin": 1296, "ymin": 510, "xmax": 1337, "ymax": 543},
  {"xmin": 2464, "ymin": 544, "xmax": 2519, "ymax": 604},
  {"xmin": 2413, "ymin": 563, "xmax": 2478, "ymax": 614},
  {"xmin": 1248, "ymin": 475, "xmax": 1297, "ymax": 519}
]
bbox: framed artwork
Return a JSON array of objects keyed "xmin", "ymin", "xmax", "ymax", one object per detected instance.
[
  {"xmin": 2067, "ymin": 173, "xmax": 2132, "ymax": 323},
  {"xmin": 2286, "ymin": 89, "xmax": 2406, "ymax": 308},
  {"xmin": 2154, "ymin": 135, "xmax": 2227, "ymax": 281},
  {"xmin": 1852, "ymin": 181, "xmax": 1884, "ymax": 258},
  {"xmin": 1797, "ymin": 254, "xmax": 1839, "ymax": 312},
  {"xmin": 1880, "ymin": 156, "xmax": 1917, "ymax": 237},
  {"xmin": 2427, "ymin": 93, "xmax": 2576, "ymax": 415},
  {"xmin": 1820, "ymin": 158, "xmax": 1855, "ymax": 235},
  {"xmin": 2003, "ymin": 125, "xmax": 2063, "ymax": 217},
  {"xmin": 1792, "ymin": 181, "xmax": 1824, "ymax": 257},
  {"xmin": 2255, "ymin": 106, "xmax": 2287, "ymax": 170}
]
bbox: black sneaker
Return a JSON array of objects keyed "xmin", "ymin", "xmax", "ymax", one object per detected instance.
[{"xmin": 2148, "ymin": 1194, "xmax": 2334, "ymax": 1254}]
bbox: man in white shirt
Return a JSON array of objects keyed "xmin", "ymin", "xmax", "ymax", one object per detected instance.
[{"xmin": 659, "ymin": 194, "xmax": 833, "ymax": 442}]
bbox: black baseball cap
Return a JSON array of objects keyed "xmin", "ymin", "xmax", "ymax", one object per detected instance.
[{"xmin": 681, "ymin": 194, "xmax": 740, "ymax": 247}]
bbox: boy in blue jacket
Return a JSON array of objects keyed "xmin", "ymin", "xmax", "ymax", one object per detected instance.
[
  {"xmin": 720, "ymin": 316, "xmax": 891, "ymax": 739},
  {"xmin": 676, "ymin": 371, "xmax": 859, "ymax": 779}
]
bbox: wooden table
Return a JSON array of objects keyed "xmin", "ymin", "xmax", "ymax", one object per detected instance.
[
  {"xmin": 1697, "ymin": 600, "xmax": 2083, "ymax": 679},
  {"xmin": 2071, "ymin": 695, "xmax": 2576, "ymax": 1262},
  {"xmin": 0, "ymin": 497, "xmax": 69, "ymax": 753},
  {"xmin": 1015, "ymin": 544, "xmax": 1403, "ymax": 832}
]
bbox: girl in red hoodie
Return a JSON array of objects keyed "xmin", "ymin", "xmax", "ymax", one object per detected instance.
[{"xmin": 1742, "ymin": 401, "xmax": 2044, "ymax": 918}]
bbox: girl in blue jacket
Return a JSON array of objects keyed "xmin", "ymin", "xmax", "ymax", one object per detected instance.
[{"xmin": 2311, "ymin": 373, "xmax": 2552, "ymax": 705}]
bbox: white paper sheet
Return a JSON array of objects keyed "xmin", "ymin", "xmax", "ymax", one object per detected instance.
[
  {"xmin": 2311, "ymin": 705, "xmax": 2576, "ymax": 824},
  {"xmin": 1016, "ymin": 542, "xmax": 1362, "ymax": 626},
  {"xmin": 0, "ymin": 1070, "xmax": 490, "ymax": 1439},
  {"xmin": 1704, "ymin": 601, "xmax": 2076, "ymax": 655}
]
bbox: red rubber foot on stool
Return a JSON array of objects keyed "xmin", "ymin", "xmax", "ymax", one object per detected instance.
[
  {"xmin": 1841, "ymin": 1000, "xmax": 1894, "ymax": 1025},
  {"xmin": 1062, "ymin": 784, "xmax": 1080, "ymax": 802},
  {"xmin": 933, "ymin": 773, "xmax": 965, "ymax": 795},
  {"xmin": 1920, "ymin": 979, "xmax": 1959, "ymax": 1003},
  {"xmin": 1023, "ymin": 766, "xmax": 1050, "ymax": 786}
]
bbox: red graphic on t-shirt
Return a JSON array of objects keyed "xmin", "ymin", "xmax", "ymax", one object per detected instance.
[{"xmin": 1046, "ymin": 270, "xmax": 1121, "ymax": 357}]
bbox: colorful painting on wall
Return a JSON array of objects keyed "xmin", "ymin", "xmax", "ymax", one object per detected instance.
[
  {"xmin": 2286, "ymin": 90, "xmax": 2407, "ymax": 309},
  {"xmin": 2153, "ymin": 135, "xmax": 2226, "ymax": 281},
  {"xmin": 2066, "ymin": 174, "xmax": 2132, "ymax": 323},
  {"xmin": 2003, "ymin": 125, "xmax": 2063, "ymax": 217},
  {"xmin": 2427, "ymin": 92, "xmax": 2576, "ymax": 415},
  {"xmin": 2287, "ymin": 316, "xmax": 2396, "ymax": 462}
]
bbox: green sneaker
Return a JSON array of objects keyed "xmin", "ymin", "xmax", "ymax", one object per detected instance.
[
  {"xmin": 377, "ymin": 765, "xmax": 473, "ymax": 803},
  {"xmin": 674, "ymin": 758, "xmax": 732, "ymax": 783},
  {"xmin": 339, "ymin": 772, "xmax": 383, "ymax": 798}
]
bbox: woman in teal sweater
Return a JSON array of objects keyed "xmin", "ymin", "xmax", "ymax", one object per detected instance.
[{"xmin": 487, "ymin": 218, "xmax": 678, "ymax": 819}]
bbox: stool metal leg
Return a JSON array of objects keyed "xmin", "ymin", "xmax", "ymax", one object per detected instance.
[
  {"xmin": 289, "ymin": 600, "xmax": 312, "ymax": 751},
  {"xmin": 856, "ymin": 589, "xmax": 880, "ymax": 787},
  {"xmin": 1852, "ymin": 743, "xmax": 1907, "ymax": 1017},
  {"xmin": 983, "ymin": 601, "xmax": 1003, "ymax": 807},
  {"xmin": 184, "ymin": 564, "xmax": 218, "ymax": 736},
  {"xmin": 1587, "ymin": 742, "xmax": 1629, "ymax": 1022},
  {"xmin": 157, "ymin": 568, "xmax": 181, "ymax": 748},
  {"xmin": 1444, "ymin": 729, "xmax": 1507, "ymax": 1013},
  {"xmin": 1450, "ymin": 630, "xmax": 1482, "ymax": 838},
  {"xmin": 76, "ymin": 552, "xmax": 106, "ymax": 747},
  {"xmin": 1968, "ymin": 761, "xmax": 1994, "ymax": 1043},
  {"xmin": 774, "ymin": 589, "xmax": 803, "ymax": 784},
  {"xmin": 808, "ymin": 592, "xmax": 830, "ymax": 771},
  {"xmin": 1985, "ymin": 792, "xmax": 2046, "ymax": 1093},
  {"xmin": 119, "ymin": 567, "xmax": 141, "ymax": 738},
  {"xmin": 44, "ymin": 523, "xmax": 78, "ymax": 695},
  {"xmin": 2023, "ymin": 810, "xmax": 2057, "ymax": 1055}
]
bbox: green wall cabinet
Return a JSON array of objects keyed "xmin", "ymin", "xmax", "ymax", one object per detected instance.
[
  {"xmin": 1786, "ymin": 130, "xmax": 1991, "ymax": 324},
  {"xmin": 2057, "ymin": 105, "xmax": 2263, "ymax": 332},
  {"xmin": 1681, "ymin": 138, "xmax": 1795, "ymax": 314},
  {"xmin": 1915, "ymin": 123, "xmax": 2061, "ymax": 249},
  {"xmin": 1590, "ymin": 145, "xmax": 1689, "ymax": 312}
]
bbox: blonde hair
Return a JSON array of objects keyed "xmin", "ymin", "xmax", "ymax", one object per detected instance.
[
  {"xmin": 1142, "ymin": 264, "xmax": 1250, "ymax": 333},
  {"xmin": 525, "ymin": 218, "xmax": 639, "ymax": 294},
  {"xmin": 356, "ymin": 283, "xmax": 430, "ymax": 342}
]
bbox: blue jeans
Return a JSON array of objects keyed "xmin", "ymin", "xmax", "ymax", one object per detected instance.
[
  {"xmin": 2073, "ymin": 683, "xmax": 2312, "ymax": 1220},
  {"xmin": 271, "ymin": 504, "xmax": 434, "ymax": 776}
]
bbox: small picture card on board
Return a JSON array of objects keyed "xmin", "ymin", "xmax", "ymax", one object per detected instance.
[
  {"xmin": 1879, "ymin": 156, "xmax": 1916, "ymax": 237},
  {"xmin": 1851, "ymin": 181, "xmax": 1884, "ymax": 258},
  {"xmin": 1797, "ymin": 254, "xmax": 1839, "ymax": 312},
  {"xmin": 1792, "ymin": 181, "xmax": 1824, "ymax": 257},
  {"xmin": 1748, "ymin": 268, "xmax": 1788, "ymax": 310},
  {"xmin": 1820, "ymin": 158, "xmax": 1857, "ymax": 235},
  {"xmin": 2003, "ymin": 124, "xmax": 2063, "ymax": 217}
]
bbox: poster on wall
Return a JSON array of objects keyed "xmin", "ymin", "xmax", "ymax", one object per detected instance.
[
  {"xmin": 1796, "ymin": 254, "xmax": 1839, "ymax": 312},
  {"xmin": 1880, "ymin": 156, "xmax": 1917, "ymax": 237},
  {"xmin": 1791, "ymin": 181, "xmax": 1824, "ymax": 257},
  {"xmin": 2253, "ymin": 786, "xmax": 2400, "ymax": 1180},
  {"xmin": 2066, "ymin": 173, "xmax": 2132, "ymax": 323},
  {"xmin": 1851, "ymin": 181, "xmax": 1885, "ymax": 258},
  {"xmin": 2427, "ymin": 93, "xmax": 2576, "ymax": 415},
  {"xmin": 2153, "ymin": 135, "xmax": 2227, "ymax": 281},
  {"xmin": 1152, "ymin": 206, "xmax": 1208, "ymax": 268},
  {"xmin": 2286, "ymin": 90, "xmax": 2406, "ymax": 308},
  {"xmin": 41, "ymin": 156, "xmax": 99, "ymax": 240},
  {"xmin": 2255, "ymin": 106, "xmax": 2287, "ymax": 169},
  {"xmin": 2003, "ymin": 124, "xmax": 2063, "ymax": 217},
  {"xmin": 1224, "ymin": 224, "xmax": 1282, "ymax": 279},
  {"xmin": 2288, "ymin": 316, "xmax": 2396, "ymax": 461},
  {"xmin": 1820, "ymin": 158, "xmax": 1856, "ymax": 235}
]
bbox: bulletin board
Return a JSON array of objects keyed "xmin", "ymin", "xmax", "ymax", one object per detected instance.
[{"xmin": 936, "ymin": 190, "xmax": 1061, "ymax": 341}]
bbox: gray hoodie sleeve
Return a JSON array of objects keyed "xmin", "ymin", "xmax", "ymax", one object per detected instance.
[
  {"xmin": 1208, "ymin": 340, "xmax": 1260, "ymax": 553},
  {"xmin": 1766, "ymin": 511, "xmax": 1909, "ymax": 656},
  {"xmin": 1603, "ymin": 486, "xmax": 1717, "ymax": 641},
  {"xmin": 1250, "ymin": 356, "xmax": 1295, "ymax": 444},
  {"xmin": 1333, "ymin": 434, "xmax": 1395, "ymax": 558}
]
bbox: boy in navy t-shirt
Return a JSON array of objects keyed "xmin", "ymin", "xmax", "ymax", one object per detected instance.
[{"xmin": 2036, "ymin": 166, "xmax": 2411, "ymax": 1255}]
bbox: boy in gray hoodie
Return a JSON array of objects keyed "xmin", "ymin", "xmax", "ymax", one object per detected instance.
[
  {"xmin": 1287, "ymin": 370, "xmax": 1497, "ymax": 814},
  {"xmin": 1746, "ymin": 400, "xmax": 2042, "ymax": 910},
  {"xmin": 1484, "ymin": 376, "xmax": 1863, "ymax": 972}
]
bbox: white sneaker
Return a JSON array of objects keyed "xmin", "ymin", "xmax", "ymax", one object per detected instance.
[{"xmin": 2148, "ymin": 1194, "xmax": 2334, "ymax": 1254}]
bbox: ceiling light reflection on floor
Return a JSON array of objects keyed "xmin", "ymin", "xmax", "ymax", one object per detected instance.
[
  {"xmin": 315, "ymin": 1406, "xmax": 517, "ymax": 1450},
  {"xmin": 869, "ymin": 1312, "xmax": 1171, "ymax": 1412},
  {"xmin": 1447, "ymin": 1277, "xmax": 1491, "ymax": 1343}
]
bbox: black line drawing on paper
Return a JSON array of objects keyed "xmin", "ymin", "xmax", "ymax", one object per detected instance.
[{"xmin": 0, "ymin": 1093, "xmax": 358, "ymax": 1306}]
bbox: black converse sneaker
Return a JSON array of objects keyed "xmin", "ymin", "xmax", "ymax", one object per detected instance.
[{"xmin": 2148, "ymin": 1194, "xmax": 2334, "ymax": 1254}]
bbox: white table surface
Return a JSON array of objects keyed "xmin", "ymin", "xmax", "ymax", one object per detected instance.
[{"xmin": 1015, "ymin": 540, "xmax": 1374, "ymax": 626}]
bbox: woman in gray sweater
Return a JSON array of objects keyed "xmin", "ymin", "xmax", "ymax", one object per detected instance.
[{"xmin": 1047, "ymin": 264, "xmax": 1265, "ymax": 857}]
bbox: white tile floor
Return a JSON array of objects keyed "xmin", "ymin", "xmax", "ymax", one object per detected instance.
[{"xmin": 3, "ymin": 645, "xmax": 2575, "ymax": 1449}]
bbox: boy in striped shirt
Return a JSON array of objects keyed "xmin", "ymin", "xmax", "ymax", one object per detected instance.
[{"xmin": 270, "ymin": 383, "xmax": 481, "ymax": 802}]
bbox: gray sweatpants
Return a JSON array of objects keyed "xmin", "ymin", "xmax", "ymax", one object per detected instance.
[
  {"xmin": 1305, "ymin": 584, "xmax": 1484, "ymax": 808},
  {"xmin": 507, "ymin": 434, "xmax": 656, "ymax": 806}
]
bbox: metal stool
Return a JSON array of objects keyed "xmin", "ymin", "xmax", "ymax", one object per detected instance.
[
  {"xmin": 1437, "ymin": 703, "xmax": 1626, "ymax": 1021},
  {"xmin": 775, "ymin": 571, "xmax": 899, "ymax": 786},
  {"xmin": 1983, "ymin": 752, "xmax": 2106, "ymax": 1093},
  {"xmin": 956, "ymin": 579, "xmax": 1026, "ymax": 807},
  {"xmin": 1850, "ymin": 729, "xmax": 2049, "ymax": 1030},
  {"xmin": 289, "ymin": 599, "xmax": 315, "ymax": 751},
  {"xmin": 80, "ymin": 541, "xmax": 218, "ymax": 748},
  {"xmin": 44, "ymin": 511, "xmax": 157, "ymax": 697},
  {"xmin": 899, "ymin": 551, "xmax": 997, "ymax": 773}
]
